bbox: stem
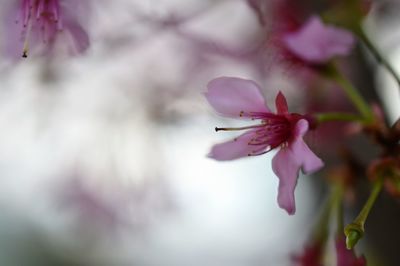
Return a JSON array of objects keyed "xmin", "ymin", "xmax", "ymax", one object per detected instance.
[
  {"xmin": 330, "ymin": 67, "xmax": 374, "ymax": 123},
  {"xmin": 313, "ymin": 185, "xmax": 342, "ymax": 242},
  {"xmin": 336, "ymin": 188, "xmax": 344, "ymax": 235},
  {"xmin": 353, "ymin": 178, "xmax": 383, "ymax": 227},
  {"xmin": 316, "ymin": 112, "xmax": 364, "ymax": 123},
  {"xmin": 344, "ymin": 178, "xmax": 383, "ymax": 249},
  {"xmin": 357, "ymin": 26, "xmax": 400, "ymax": 89}
]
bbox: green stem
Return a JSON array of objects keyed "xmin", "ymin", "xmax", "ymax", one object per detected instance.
[
  {"xmin": 344, "ymin": 178, "xmax": 383, "ymax": 249},
  {"xmin": 353, "ymin": 178, "xmax": 383, "ymax": 227},
  {"xmin": 313, "ymin": 185, "xmax": 343, "ymax": 242},
  {"xmin": 356, "ymin": 25, "xmax": 400, "ymax": 89},
  {"xmin": 316, "ymin": 112, "xmax": 364, "ymax": 123},
  {"xmin": 330, "ymin": 67, "xmax": 374, "ymax": 123},
  {"xmin": 336, "ymin": 188, "xmax": 344, "ymax": 235}
]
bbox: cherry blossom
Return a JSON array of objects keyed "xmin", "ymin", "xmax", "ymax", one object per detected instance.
[
  {"xmin": 4, "ymin": 0, "xmax": 89, "ymax": 58},
  {"xmin": 205, "ymin": 77, "xmax": 324, "ymax": 214}
]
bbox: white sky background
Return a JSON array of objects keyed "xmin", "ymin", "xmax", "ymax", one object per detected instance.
[
  {"xmin": 0, "ymin": 0, "xmax": 384, "ymax": 265},
  {"xmin": 365, "ymin": 8, "xmax": 400, "ymax": 124}
]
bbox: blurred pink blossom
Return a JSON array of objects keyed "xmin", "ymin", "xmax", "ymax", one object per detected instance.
[
  {"xmin": 292, "ymin": 241, "xmax": 323, "ymax": 266},
  {"xmin": 4, "ymin": 0, "xmax": 89, "ymax": 58},
  {"xmin": 335, "ymin": 236, "xmax": 366, "ymax": 266},
  {"xmin": 205, "ymin": 77, "xmax": 324, "ymax": 215},
  {"xmin": 282, "ymin": 16, "xmax": 355, "ymax": 64},
  {"xmin": 56, "ymin": 174, "xmax": 174, "ymax": 233}
]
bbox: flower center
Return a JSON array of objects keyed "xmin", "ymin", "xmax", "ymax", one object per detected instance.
[
  {"xmin": 215, "ymin": 112, "xmax": 294, "ymax": 156},
  {"xmin": 17, "ymin": 0, "xmax": 62, "ymax": 57},
  {"xmin": 248, "ymin": 116, "xmax": 291, "ymax": 149}
]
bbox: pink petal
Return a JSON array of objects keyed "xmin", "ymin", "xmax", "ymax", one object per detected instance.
[
  {"xmin": 272, "ymin": 119, "xmax": 324, "ymax": 215},
  {"xmin": 205, "ymin": 77, "xmax": 271, "ymax": 118},
  {"xmin": 61, "ymin": 1, "xmax": 90, "ymax": 54},
  {"xmin": 272, "ymin": 146, "xmax": 301, "ymax": 215},
  {"xmin": 292, "ymin": 120, "xmax": 324, "ymax": 174},
  {"xmin": 64, "ymin": 20, "xmax": 90, "ymax": 54},
  {"xmin": 208, "ymin": 130, "xmax": 268, "ymax": 161},
  {"xmin": 3, "ymin": 2, "xmax": 29, "ymax": 58},
  {"xmin": 283, "ymin": 16, "xmax": 355, "ymax": 64},
  {"xmin": 3, "ymin": 0, "xmax": 89, "ymax": 58},
  {"xmin": 275, "ymin": 91, "xmax": 289, "ymax": 114},
  {"xmin": 293, "ymin": 118, "xmax": 309, "ymax": 138}
]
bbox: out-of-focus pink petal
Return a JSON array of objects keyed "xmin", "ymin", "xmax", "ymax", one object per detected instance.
[
  {"xmin": 292, "ymin": 241, "xmax": 323, "ymax": 266},
  {"xmin": 64, "ymin": 20, "xmax": 90, "ymax": 54},
  {"xmin": 335, "ymin": 236, "xmax": 366, "ymax": 266},
  {"xmin": 208, "ymin": 130, "xmax": 268, "ymax": 161},
  {"xmin": 60, "ymin": 0, "xmax": 90, "ymax": 55},
  {"xmin": 275, "ymin": 91, "xmax": 289, "ymax": 114},
  {"xmin": 3, "ymin": 0, "xmax": 90, "ymax": 58},
  {"xmin": 3, "ymin": 2, "xmax": 27, "ymax": 58},
  {"xmin": 205, "ymin": 77, "xmax": 271, "ymax": 118},
  {"xmin": 283, "ymin": 16, "xmax": 355, "ymax": 64},
  {"xmin": 272, "ymin": 120, "xmax": 323, "ymax": 214}
]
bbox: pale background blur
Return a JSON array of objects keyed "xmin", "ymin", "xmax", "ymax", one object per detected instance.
[{"xmin": 0, "ymin": 1, "xmax": 398, "ymax": 265}]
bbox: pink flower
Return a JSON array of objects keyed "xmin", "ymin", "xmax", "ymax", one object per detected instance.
[
  {"xmin": 4, "ymin": 0, "xmax": 89, "ymax": 58},
  {"xmin": 205, "ymin": 77, "xmax": 324, "ymax": 214},
  {"xmin": 292, "ymin": 242, "xmax": 323, "ymax": 266},
  {"xmin": 282, "ymin": 16, "xmax": 355, "ymax": 64},
  {"xmin": 335, "ymin": 236, "xmax": 366, "ymax": 266}
]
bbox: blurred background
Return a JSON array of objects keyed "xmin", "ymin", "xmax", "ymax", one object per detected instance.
[{"xmin": 0, "ymin": 0, "xmax": 399, "ymax": 265}]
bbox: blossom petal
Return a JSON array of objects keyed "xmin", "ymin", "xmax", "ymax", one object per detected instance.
[
  {"xmin": 208, "ymin": 130, "xmax": 268, "ymax": 161},
  {"xmin": 293, "ymin": 119, "xmax": 309, "ymax": 137},
  {"xmin": 275, "ymin": 91, "xmax": 288, "ymax": 114},
  {"xmin": 3, "ymin": 0, "xmax": 89, "ymax": 58},
  {"xmin": 283, "ymin": 16, "xmax": 355, "ymax": 64},
  {"xmin": 292, "ymin": 120, "xmax": 324, "ymax": 174},
  {"xmin": 3, "ymin": 2, "xmax": 28, "ymax": 58},
  {"xmin": 272, "ymin": 119, "xmax": 324, "ymax": 215},
  {"xmin": 205, "ymin": 77, "xmax": 271, "ymax": 118},
  {"xmin": 272, "ymin": 147, "xmax": 300, "ymax": 215},
  {"xmin": 292, "ymin": 242, "xmax": 323, "ymax": 266},
  {"xmin": 64, "ymin": 20, "xmax": 90, "ymax": 54}
]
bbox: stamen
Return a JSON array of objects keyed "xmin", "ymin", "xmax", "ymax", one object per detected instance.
[
  {"xmin": 255, "ymin": 124, "xmax": 289, "ymax": 135},
  {"xmin": 249, "ymin": 112, "xmax": 288, "ymax": 121},
  {"xmin": 22, "ymin": 0, "xmax": 31, "ymax": 26},
  {"xmin": 36, "ymin": 0, "xmax": 45, "ymax": 20},
  {"xmin": 280, "ymin": 142, "xmax": 289, "ymax": 148},
  {"xmin": 248, "ymin": 139, "xmax": 271, "ymax": 146},
  {"xmin": 247, "ymin": 150, "xmax": 269, "ymax": 156},
  {"xmin": 50, "ymin": 0, "xmax": 59, "ymax": 21},
  {"xmin": 22, "ymin": 5, "xmax": 33, "ymax": 58},
  {"xmin": 215, "ymin": 124, "xmax": 265, "ymax": 132},
  {"xmin": 247, "ymin": 146, "xmax": 272, "ymax": 156}
]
